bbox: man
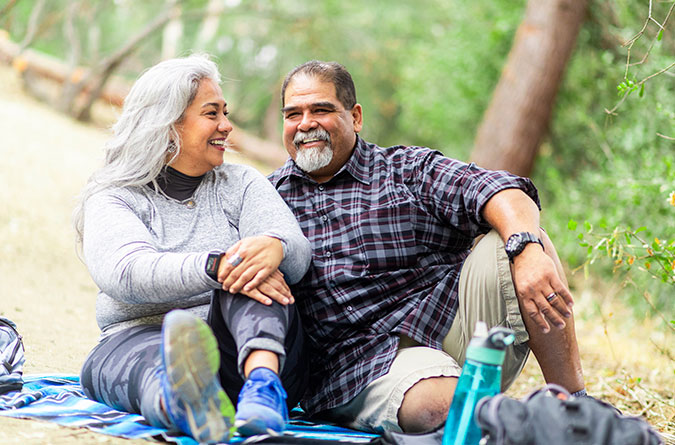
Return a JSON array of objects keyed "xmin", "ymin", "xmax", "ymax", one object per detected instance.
[{"xmin": 268, "ymin": 60, "xmax": 585, "ymax": 434}]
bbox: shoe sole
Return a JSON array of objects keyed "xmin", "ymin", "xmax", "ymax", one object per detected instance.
[
  {"xmin": 235, "ymin": 401, "xmax": 285, "ymax": 436},
  {"xmin": 235, "ymin": 418, "xmax": 280, "ymax": 437},
  {"xmin": 163, "ymin": 310, "xmax": 235, "ymax": 443}
]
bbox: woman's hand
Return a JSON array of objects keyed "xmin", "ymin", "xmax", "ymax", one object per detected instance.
[
  {"xmin": 217, "ymin": 235, "xmax": 285, "ymax": 295},
  {"xmin": 238, "ymin": 269, "xmax": 294, "ymax": 306}
]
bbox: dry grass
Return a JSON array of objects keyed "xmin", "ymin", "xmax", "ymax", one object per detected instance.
[
  {"xmin": 0, "ymin": 64, "xmax": 672, "ymax": 444},
  {"xmin": 508, "ymin": 286, "xmax": 674, "ymax": 443}
]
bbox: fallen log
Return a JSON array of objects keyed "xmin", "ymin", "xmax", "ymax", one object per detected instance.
[{"xmin": 0, "ymin": 30, "xmax": 288, "ymax": 169}]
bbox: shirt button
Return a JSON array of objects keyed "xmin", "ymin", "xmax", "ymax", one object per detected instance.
[
  {"xmin": 325, "ymin": 250, "xmax": 332, "ymax": 257},
  {"xmin": 346, "ymin": 305, "xmax": 353, "ymax": 312},
  {"xmin": 321, "ymin": 215, "xmax": 328, "ymax": 222},
  {"xmin": 318, "ymin": 185, "xmax": 325, "ymax": 191}
]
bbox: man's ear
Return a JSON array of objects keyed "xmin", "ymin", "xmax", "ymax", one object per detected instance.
[{"xmin": 351, "ymin": 104, "xmax": 363, "ymax": 133}]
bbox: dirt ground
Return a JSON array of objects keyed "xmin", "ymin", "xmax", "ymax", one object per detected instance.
[{"xmin": 0, "ymin": 64, "xmax": 673, "ymax": 444}]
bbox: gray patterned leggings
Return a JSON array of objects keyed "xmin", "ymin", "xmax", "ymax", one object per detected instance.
[{"xmin": 80, "ymin": 291, "xmax": 308, "ymax": 428}]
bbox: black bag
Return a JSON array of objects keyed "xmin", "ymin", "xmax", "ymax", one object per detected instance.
[
  {"xmin": 475, "ymin": 384, "xmax": 663, "ymax": 445},
  {"xmin": 370, "ymin": 425, "xmax": 444, "ymax": 445},
  {"xmin": 0, "ymin": 316, "xmax": 25, "ymax": 395}
]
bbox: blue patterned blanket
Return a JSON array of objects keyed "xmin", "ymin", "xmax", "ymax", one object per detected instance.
[{"xmin": 0, "ymin": 375, "xmax": 378, "ymax": 444}]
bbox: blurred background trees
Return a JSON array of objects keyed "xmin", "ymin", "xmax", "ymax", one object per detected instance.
[{"xmin": 0, "ymin": 0, "xmax": 673, "ymax": 315}]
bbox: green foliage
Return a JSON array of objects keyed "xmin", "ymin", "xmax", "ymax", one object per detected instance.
[
  {"xmin": 2, "ymin": 0, "xmax": 673, "ymax": 316},
  {"xmin": 533, "ymin": 0, "xmax": 674, "ymax": 315},
  {"xmin": 395, "ymin": 0, "xmax": 525, "ymax": 158},
  {"xmin": 0, "ymin": 0, "xmax": 526, "ymax": 153},
  {"xmin": 574, "ymin": 221, "xmax": 675, "ymax": 285},
  {"xmin": 539, "ymin": 150, "xmax": 674, "ymax": 311},
  {"xmin": 569, "ymin": 219, "xmax": 674, "ymax": 323}
]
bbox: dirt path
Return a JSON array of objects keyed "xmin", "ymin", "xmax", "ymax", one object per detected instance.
[
  {"xmin": 0, "ymin": 64, "xmax": 672, "ymax": 444},
  {"xmin": 0, "ymin": 66, "xmax": 147, "ymax": 444}
]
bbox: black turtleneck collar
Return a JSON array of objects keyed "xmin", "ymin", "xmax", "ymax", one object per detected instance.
[{"xmin": 154, "ymin": 166, "xmax": 205, "ymax": 201}]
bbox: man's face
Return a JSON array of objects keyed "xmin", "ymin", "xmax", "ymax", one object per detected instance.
[{"xmin": 282, "ymin": 74, "xmax": 362, "ymax": 183}]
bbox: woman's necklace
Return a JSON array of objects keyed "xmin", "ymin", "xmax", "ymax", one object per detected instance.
[{"xmin": 155, "ymin": 166, "xmax": 205, "ymax": 207}]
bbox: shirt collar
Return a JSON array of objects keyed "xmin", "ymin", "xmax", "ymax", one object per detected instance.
[
  {"xmin": 271, "ymin": 135, "xmax": 372, "ymax": 186},
  {"xmin": 342, "ymin": 136, "xmax": 372, "ymax": 185},
  {"xmin": 271, "ymin": 155, "xmax": 302, "ymax": 187}
]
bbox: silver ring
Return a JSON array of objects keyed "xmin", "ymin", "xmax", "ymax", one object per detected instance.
[
  {"xmin": 227, "ymin": 253, "xmax": 243, "ymax": 267},
  {"xmin": 545, "ymin": 292, "xmax": 558, "ymax": 302}
]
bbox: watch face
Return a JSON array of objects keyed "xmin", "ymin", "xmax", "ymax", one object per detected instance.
[
  {"xmin": 506, "ymin": 232, "xmax": 529, "ymax": 260},
  {"xmin": 506, "ymin": 233, "xmax": 522, "ymax": 251},
  {"xmin": 506, "ymin": 232, "xmax": 542, "ymax": 261}
]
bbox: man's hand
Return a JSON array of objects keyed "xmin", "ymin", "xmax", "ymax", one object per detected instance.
[
  {"xmin": 482, "ymin": 188, "xmax": 575, "ymax": 334},
  {"xmin": 511, "ymin": 243, "xmax": 573, "ymax": 333},
  {"xmin": 217, "ymin": 236, "xmax": 286, "ymax": 298}
]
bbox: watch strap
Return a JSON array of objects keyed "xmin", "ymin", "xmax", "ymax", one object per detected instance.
[{"xmin": 506, "ymin": 232, "xmax": 544, "ymax": 262}]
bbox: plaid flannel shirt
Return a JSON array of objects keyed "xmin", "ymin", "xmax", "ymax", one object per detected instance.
[{"xmin": 268, "ymin": 137, "xmax": 539, "ymax": 414}]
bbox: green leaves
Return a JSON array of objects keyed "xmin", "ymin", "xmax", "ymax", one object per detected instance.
[
  {"xmin": 571, "ymin": 220, "xmax": 675, "ymax": 288},
  {"xmin": 617, "ymin": 76, "xmax": 641, "ymax": 98},
  {"xmin": 617, "ymin": 78, "xmax": 646, "ymax": 99}
]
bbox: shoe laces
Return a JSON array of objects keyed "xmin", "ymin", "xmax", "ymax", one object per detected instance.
[{"xmin": 239, "ymin": 368, "xmax": 288, "ymax": 419}]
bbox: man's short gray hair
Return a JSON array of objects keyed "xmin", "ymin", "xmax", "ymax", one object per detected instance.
[{"xmin": 281, "ymin": 60, "xmax": 357, "ymax": 110}]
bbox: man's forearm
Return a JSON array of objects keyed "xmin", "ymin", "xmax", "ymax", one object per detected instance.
[{"xmin": 482, "ymin": 188, "xmax": 541, "ymax": 241}]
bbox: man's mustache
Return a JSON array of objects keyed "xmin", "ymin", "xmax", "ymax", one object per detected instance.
[{"xmin": 294, "ymin": 128, "xmax": 331, "ymax": 148}]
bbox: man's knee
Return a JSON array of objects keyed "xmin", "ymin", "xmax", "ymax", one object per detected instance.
[{"xmin": 397, "ymin": 376, "xmax": 456, "ymax": 433}]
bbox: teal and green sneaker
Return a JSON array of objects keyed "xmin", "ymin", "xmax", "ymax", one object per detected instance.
[{"xmin": 160, "ymin": 310, "xmax": 235, "ymax": 444}]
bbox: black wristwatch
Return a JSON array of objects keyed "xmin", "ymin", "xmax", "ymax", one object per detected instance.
[
  {"xmin": 504, "ymin": 232, "xmax": 544, "ymax": 262},
  {"xmin": 205, "ymin": 252, "xmax": 225, "ymax": 280}
]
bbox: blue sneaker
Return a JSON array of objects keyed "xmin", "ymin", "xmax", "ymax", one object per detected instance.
[
  {"xmin": 235, "ymin": 367, "xmax": 289, "ymax": 436},
  {"xmin": 160, "ymin": 310, "xmax": 235, "ymax": 444}
]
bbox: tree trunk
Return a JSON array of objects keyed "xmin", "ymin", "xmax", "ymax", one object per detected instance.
[
  {"xmin": 56, "ymin": 0, "xmax": 82, "ymax": 113},
  {"xmin": 262, "ymin": 82, "xmax": 282, "ymax": 141},
  {"xmin": 17, "ymin": 0, "xmax": 46, "ymax": 53},
  {"xmin": 194, "ymin": 0, "xmax": 223, "ymax": 48},
  {"xmin": 75, "ymin": 8, "xmax": 179, "ymax": 121},
  {"xmin": 228, "ymin": 124, "xmax": 288, "ymax": 169},
  {"xmin": 469, "ymin": 0, "xmax": 589, "ymax": 177},
  {"xmin": 0, "ymin": 0, "xmax": 20, "ymax": 19},
  {"xmin": 161, "ymin": 0, "xmax": 183, "ymax": 60}
]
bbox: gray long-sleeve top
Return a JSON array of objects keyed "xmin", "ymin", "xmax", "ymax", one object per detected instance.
[{"xmin": 82, "ymin": 163, "xmax": 311, "ymax": 337}]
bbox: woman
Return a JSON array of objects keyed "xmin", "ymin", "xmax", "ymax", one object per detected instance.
[{"xmin": 73, "ymin": 54, "xmax": 311, "ymax": 443}]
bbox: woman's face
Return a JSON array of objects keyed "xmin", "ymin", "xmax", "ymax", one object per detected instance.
[{"xmin": 171, "ymin": 78, "xmax": 233, "ymax": 176}]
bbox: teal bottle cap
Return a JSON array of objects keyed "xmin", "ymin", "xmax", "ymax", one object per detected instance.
[
  {"xmin": 466, "ymin": 345, "xmax": 506, "ymax": 365},
  {"xmin": 465, "ymin": 322, "xmax": 515, "ymax": 365}
]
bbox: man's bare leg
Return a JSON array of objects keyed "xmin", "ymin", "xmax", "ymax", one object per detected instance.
[
  {"xmin": 519, "ymin": 229, "xmax": 584, "ymax": 392},
  {"xmin": 399, "ymin": 230, "xmax": 584, "ymax": 433},
  {"xmin": 397, "ymin": 376, "xmax": 456, "ymax": 433}
]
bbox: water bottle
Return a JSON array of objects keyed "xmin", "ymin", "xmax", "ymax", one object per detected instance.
[{"xmin": 441, "ymin": 321, "xmax": 515, "ymax": 445}]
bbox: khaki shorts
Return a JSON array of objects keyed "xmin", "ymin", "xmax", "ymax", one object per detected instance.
[{"xmin": 321, "ymin": 230, "xmax": 530, "ymax": 433}]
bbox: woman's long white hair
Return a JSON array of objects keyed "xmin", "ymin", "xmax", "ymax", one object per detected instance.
[{"xmin": 73, "ymin": 53, "xmax": 221, "ymax": 243}]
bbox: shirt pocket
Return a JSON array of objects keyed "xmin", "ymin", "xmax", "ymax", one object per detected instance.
[{"xmin": 355, "ymin": 191, "xmax": 419, "ymax": 273}]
